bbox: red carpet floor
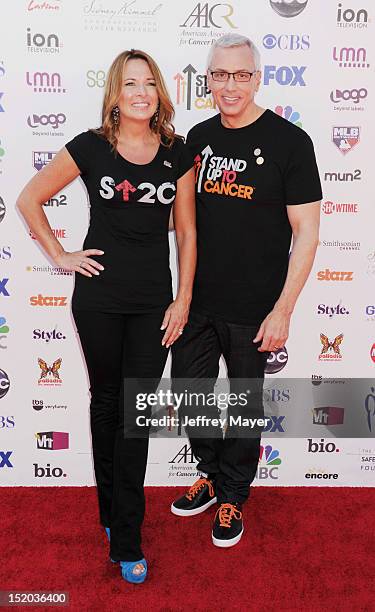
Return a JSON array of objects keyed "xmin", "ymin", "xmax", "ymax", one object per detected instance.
[{"xmin": 1, "ymin": 486, "xmax": 374, "ymax": 612}]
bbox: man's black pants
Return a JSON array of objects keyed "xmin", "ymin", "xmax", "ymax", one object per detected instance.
[
  {"xmin": 171, "ymin": 309, "xmax": 269, "ymax": 504},
  {"xmin": 72, "ymin": 309, "xmax": 168, "ymax": 562}
]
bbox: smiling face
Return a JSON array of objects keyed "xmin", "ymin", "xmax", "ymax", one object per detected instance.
[
  {"xmin": 117, "ymin": 58, "xmax": 159, "ymax": 124},
  {"xmin": 207, "ymin": 45, "xmax": 261, "ymax": 125}
]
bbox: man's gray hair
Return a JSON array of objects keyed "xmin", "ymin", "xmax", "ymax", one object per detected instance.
[{"xmin": 207, "ymin": 34, "xmax": 261, "ymax": 71}]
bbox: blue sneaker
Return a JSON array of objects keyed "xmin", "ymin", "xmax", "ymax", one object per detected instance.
[{"xmin": 120, "ymin": 559, "xmax": 148, "ymax": 584}]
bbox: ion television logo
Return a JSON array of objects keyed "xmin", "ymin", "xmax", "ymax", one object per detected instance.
[{"xmin": 269, "ymin": 0, "xmax": 309, "ymax": 18}]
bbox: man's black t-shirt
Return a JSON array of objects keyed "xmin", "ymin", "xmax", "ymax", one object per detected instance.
[
  {"xmin": 186, "ymin": 109, "xmax": 322, "ymax": 325},
  {"xmin": 65, "ymin": 130, "xmax": 193, "ymax": 312}
]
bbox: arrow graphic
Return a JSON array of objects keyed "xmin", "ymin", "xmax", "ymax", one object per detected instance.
[
  {"xmin": 115, "ymin": 179, "xmax": 136, "ymax": 202},
  {"xmin": 182, "ymin": 64, "xmax": 197, "ymax": 111},
  {"xmin": 197, "ymin": 145, "xmax": 213, "ymax": 193}
]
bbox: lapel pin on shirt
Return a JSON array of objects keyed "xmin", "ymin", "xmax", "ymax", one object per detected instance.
[
  {"xmin": 253, "ymin": 147, "xmax": 264, "ymax": 165},
  {"xmin": 164, "ymin": 160, "xmax": 172, "ymax": 168}
]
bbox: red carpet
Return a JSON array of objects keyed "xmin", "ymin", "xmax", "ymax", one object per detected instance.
[{"xmin": 1, "ymin": 486, "xmax": 374, "ymax": 611}]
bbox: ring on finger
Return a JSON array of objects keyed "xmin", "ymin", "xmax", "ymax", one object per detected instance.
[{"xmin": 178, "ymin": 328, "xmax": 184, "ymax": 334}]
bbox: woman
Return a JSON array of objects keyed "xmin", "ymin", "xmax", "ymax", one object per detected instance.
[{"xmin": 17, "ymin": 49, "xmax": 196, "ymax": 583}]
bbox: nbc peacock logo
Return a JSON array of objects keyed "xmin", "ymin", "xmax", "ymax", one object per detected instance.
[
  {"xmin": 275, "ymin": 105, "xmax": 302, "ymax": 127},
  {"xmin": 256, "ymin": 444, "xmax": 282, "ymax": 479}
]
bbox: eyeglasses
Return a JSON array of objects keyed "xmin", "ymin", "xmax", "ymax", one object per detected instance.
[{"xmin": 209, "ymin": 70, "xmax": 256, "ymax": 82}]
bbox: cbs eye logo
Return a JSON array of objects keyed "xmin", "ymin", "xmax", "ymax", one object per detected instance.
[{"xmin": 265, "ymin": 347, "xmax": 288, "ymax": 374}]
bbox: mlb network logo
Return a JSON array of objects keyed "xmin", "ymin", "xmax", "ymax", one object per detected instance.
[
  {"xmin": 312, "ymin": 406, "xmax": 345, "ymax": 425},
  {"xmin": 33, "ymin": 151, "xmax": 56, "ymax": 171},
  {"xmin": 36, "ymin": 431, "xmax": 69, "ymax": 450}
]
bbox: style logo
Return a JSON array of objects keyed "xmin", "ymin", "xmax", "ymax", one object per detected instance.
[
  {"xmin": 317, "ymin": 269, "xmax": 353, "ymax": 281},
  {"xmin": 33, "ymin": 151, "xmax": 56, "ymax": 171},
  {"xmin": 37, "ymin": 357, "xmax": 62, "ymax": 385},
  {"xmin": 371, "ymin": 343, "xmax": 375, "ymax": 364},
  {"xmin": 324, "ymin": 169, "xmax": 361, "ymax": 182},
  {"xmin": 36, "ymin": 431, "xmax": 69, "ymax": 450},
  {"xmin": 0, "ymin": 278, "xmax": 9, "ymax": 297},
  {"xmin": 180, "ymin": 3, "xmax": 236, "ymax": 28},
  {"xmin": 0, "ymin": 451, "xmax": 13, "ymax": 468},
  {"xmin": 319, "ymin": 333, "xmax": 343, "ymax": 361},
  {"xmin": 43, "ymin": 194, "xmax": 67, "ymax": 207},
  {"xmin": 33, "ymin": 327, "xmax": 66, "ymax": 342},
  {"xmin": 269, "ymin": 0, "xmax": 308, "ymax": 18},
  {"xmin": 365, "ymin": 387, "xmax": 375, "ymax": 432},
  {"xmin": 0, "ymin": 416, "xmax": 15, "ymax": 428},
  {"xmin": 256, "ymin": 445, "xmax": 282, "ymax": 480},
  {"xmin": 263, "ymin": 33, "xmax": 310, "ymax": 50},
  {"xmin": 0, "ymin": 369, "xmax": 10, "ymax": 399},
  {"xmin": 174, "ymin": 65, "xmax": 214, "ymax": 111},
  {"xmin": 0, "ymin": 316, "xmax": 9, "ymax": 349},
  {"xmin": 26, "ymin": 71, "xmax": 66, "ymax": 93},
  {"xmin": 27, "ymin": 28, "xmax": 61, "ymax": 52},
  {"xmin": 308, "ymin": 438, "xmax": 340, "ymax": 452},
  {"xmin": 27, "ymin": 113, "xmax": 66, "ymax": 129},
  {"xmin": 263, "ymin": 65, "xmax": 306, "ymax": 86},
  {"xmin": 322, "ymin": 200, "xmax": 358, "ymax": 215},
  {"xmin": 30, "ymin": 295, "xmax": 67, "ymax": 306},
  {"xmin": 333, "ymin": 47, "xmax": 370, "ymax": 69},
  {"xmin": 265, "ymin": 347, "xmax": 288, "ymax": 374},
  {"xmin": 169, "ymin": 444, "xmax": 195, "ymax": 463},
  {"xmin": 0, "ymin": 196, "xmax": 5, "ymax": 222},
  {"xmin": 332, "ymin": 126, "xmax": 360, "ymax": 155},
  {"xmin": 274, "ymin": 105, "xmax": 302, "ymax": 127},
  {"xmin": 86, "ymin": 70, "xmax": 106, "ymax": 88},
  {"xmin": 34, "ymin": 463, "xmax": 67, "ymax": 478},
  {"xmin": 317, "ymin": 303, "xmax": 350, "ymax": 318},
  {"xmin": 312, "ymin": 406, "xmax": 345, "ymax": 425},
  {"xmin": 330, "ymin": 87, "xmax": 367, "ymax": 106},
  {"xmin": 337, "ymin": 4, "xmax": 368, "ymax": 28},
  {"xmin": 27, "ymin": 0, "xmax": 62, "ymax": 12}
]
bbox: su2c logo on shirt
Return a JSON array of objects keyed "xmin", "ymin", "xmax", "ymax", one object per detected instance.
[
  {"xmin": 99, "ymin": 177, "xmax": 176, "ymax": 204},
  {"xmin": 194, "ymin": 145, "xmax": 255, "ymax": 200}
]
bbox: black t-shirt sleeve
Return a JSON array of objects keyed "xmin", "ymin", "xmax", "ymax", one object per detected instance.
[
  {"xmin": 65, "ymin": 130, "xmax": 95, "ymax": 175},
  {"xmin": 174, "ymin": 137, "xmax": 194, "ymax": 179},
  {"xmin": 284, "ymin": 130, "xmax": 323, "ymax": 205}
]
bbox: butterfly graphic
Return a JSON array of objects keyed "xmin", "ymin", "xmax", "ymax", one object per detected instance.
[
  {"xmin": 320, "ymin": 334, "xmax": 343, "ymax": 355},
  {"xmin": 38, "ymin": 358, "xmax": 62, "ymax": 379}
]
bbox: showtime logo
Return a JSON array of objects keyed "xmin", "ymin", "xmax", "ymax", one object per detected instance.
[
  {"xmin": 322, "ymin": 200, "xmax": 358, "ymax": 214},
  {"xmin": 256, "ymin": 445, "xmax": 282, "ymax": 480}
]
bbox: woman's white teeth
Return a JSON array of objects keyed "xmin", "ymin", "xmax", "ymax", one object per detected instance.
[{"xmin": 133, "ymin": 103, "xmax": 148, "ymax": 107}]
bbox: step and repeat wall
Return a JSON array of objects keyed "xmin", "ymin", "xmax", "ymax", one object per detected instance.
[{"xmin": 1, "ymin": 0, "xmax": 374, "ymax": 487}]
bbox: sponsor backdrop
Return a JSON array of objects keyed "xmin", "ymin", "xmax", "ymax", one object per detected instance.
[{"xmin": 1, "ymin": 0, "xmax": 374, "ymax": 488}]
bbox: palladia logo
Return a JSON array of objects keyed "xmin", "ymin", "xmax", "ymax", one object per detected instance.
[
  {"xmin": 317, "ymin": 269, "xmax": 353, "ymax": 281},
  {"xmin": 30, "ymin": 294, "xmax": 67, "ymax": 306}
]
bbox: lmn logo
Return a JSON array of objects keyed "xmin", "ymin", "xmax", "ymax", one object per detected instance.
[
  {"xmin": 180, "ymin": 3, "xmax": 237, "ymax": 28},
  {"xmin": 169, "ymin": 444, "xmax": 195, "ymax": 464}
]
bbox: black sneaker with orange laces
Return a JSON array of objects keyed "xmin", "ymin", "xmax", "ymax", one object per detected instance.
[
  {"xmin": 171, "ymin": 477, "xmax": 217, "ymax": 516},
  {"xmin": 212, "ymin": 502, "xmax": 244, "ymax": 547}
]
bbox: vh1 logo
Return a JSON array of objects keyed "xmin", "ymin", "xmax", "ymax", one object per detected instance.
[
  {"xmin": 36, "ymin": 431, "xmax": 69, "ymax": 450},
  {"xmin": 313, "ymin": 406, "xmax": 344, "ymax": 425}
]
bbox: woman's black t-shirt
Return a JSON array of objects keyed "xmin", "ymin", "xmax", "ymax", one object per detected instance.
[{"xmin": 65, "ymin": 130, "xmax": 193, "ymax": 313}]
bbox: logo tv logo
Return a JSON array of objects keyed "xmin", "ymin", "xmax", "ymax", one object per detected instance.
[
  {"xmin": 332, "ymin": 126, "xmax": 360, "ymax": 155},
  {"xmin": 330, "ymin": 88, "xmax": 367, "ymax": 105},
  {"xmin": 312, "ymin": 406, "xmax": 345, "ymax": 425},
  {"xmin": 180, "ymin": 3, "xmax": 237, "ymax": 28},
  {"xmin": 333, "ymin": 47, "xmax": 369, "ymax": 68},
  {"xmin": 263, "ymin": 65, "xmax": 306, "ymax": 86},
  {"xmin": 36, "ymin": 431, "xmax": 69, "ymax": 450},
  {"xmin": 174, "ymin": 65, "xmax": 214, "ymax": 111},
  {"xmin": 33, "ymin": 151, "xmax": 56, "ymax": 171},
  {"xmin": 27, "ymin": 113, "xmax": 66, "ymax": 129},
  {"xmin": 26, "ymin": 71, "xmax": 66, "ymax": 93},
  {"xmin": 256, "ymin": 445, "xmax": 282, "ymax": 479},
  {"xmin": 319, "ymin": 333, "xmax": 343, "ymax": 361},
  {"xmin": 269, "ymin": 0, "xmax": 308, "ymax": 18}
]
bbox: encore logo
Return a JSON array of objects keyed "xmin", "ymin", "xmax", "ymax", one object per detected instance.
[
  {"xmin": 30, "ymin": 295, "xmax": 67, "ymax": 306},
  {"xmin": 317, "ymin": 269, "xmax": 353, "ymax": 281}
]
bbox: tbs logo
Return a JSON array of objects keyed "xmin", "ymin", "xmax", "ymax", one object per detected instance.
[
  {"xmin": 263, "ymin": 65, "xmax": 306, "ymax": 86},
  {"xmin": 308, "ymin": 438, "xmax": 340, "ymax": 453}
]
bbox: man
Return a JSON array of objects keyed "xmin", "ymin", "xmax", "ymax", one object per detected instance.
[{"xmin": 171, "ymin": 34, "xmax": 322, "ymax": 547}]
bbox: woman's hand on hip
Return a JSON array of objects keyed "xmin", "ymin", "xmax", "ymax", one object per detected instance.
[
  {"xmin": 53, "ymin": 249, "xmax": 105, "ymax": 277},
  {"xmin": 161, "ymin": 298, "xmax": 190, "ymax": 348}
]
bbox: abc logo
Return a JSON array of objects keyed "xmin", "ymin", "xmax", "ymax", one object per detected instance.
[
  {"xmin": 270, "ymin": 0, "xmax": 309, "ymax": 18},
  {"xmin": 265, "ymin": 347, "xmax": 288, "ymax": 374},
  {"xmin": 0, "ymin": 368, "xmax": 10, "ymax": 399}
]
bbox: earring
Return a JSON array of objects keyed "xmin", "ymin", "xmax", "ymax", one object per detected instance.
[
  {"xmin": 152, "ymin": 104, "xmax": 160, "ymax": 129},
  {"xmin": 112, "ymin": 105, "xmax": 120, "ymax": 126}
]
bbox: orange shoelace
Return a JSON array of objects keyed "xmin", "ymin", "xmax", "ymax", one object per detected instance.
[
  {"xmin": 185, "ymin": 478, "xmax": 214, "ymax": 501},
  {"xmin": 216, "ymin": 503, "xmax": 242, "ymax": 528}
]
